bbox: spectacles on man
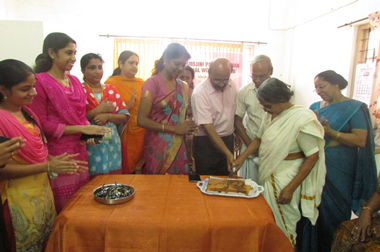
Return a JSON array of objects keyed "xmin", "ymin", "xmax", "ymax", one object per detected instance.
[
  {"xmin": 252, "ymin": 72, "xmax": 270, "ymax": 80},
  {"xmin": 213, "ymin": 79, "xmax": 230, "ymax": 85}
]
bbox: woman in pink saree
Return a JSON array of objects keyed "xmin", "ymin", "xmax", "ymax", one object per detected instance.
[
  {"xmin": 137, "ymin": 43, "xmax": 198, "ymax": 174},
  {"xmin": 30, "ymin": 33, "xmax": 110, "ymax": 213},
  {"xmin": 0, "ymin": 59, "xmax": 87, "ymax": 252}
]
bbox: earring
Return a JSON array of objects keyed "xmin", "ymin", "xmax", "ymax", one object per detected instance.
[
  {"xmin": 4, "ymin": 95, "xmax": 7, "ymax": 100},
  {"xmin": 51, "ymin": 57, "xmax": 54, "ymax": 59}
]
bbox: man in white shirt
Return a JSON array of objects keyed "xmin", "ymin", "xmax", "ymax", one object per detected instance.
[{"xmin": 234, "ymin": 55, "xmax": 273, "ymax": 181}]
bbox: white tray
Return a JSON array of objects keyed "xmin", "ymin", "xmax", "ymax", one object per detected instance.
[{"xmin": 196, "ymin": 177, "xmax": 264, "ymax": 198}]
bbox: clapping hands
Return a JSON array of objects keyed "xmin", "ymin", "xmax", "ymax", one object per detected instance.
[{"xmin": 48, "ymin": 153, "xmax": 88, "ymax": 175}]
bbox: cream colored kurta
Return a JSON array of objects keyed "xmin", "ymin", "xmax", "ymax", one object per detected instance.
[{"xmin": 235, "ymin": 83, "xmax": 267, "ymax": 181}]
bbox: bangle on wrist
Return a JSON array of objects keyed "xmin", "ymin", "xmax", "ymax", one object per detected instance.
[
  {"xmin": 362, "ymin": 206, "xmax": 372, "ymax": 212},
  {"xmin": 47, "ymin": 161, "xmax": 58, "ymax": 179},
  {"xmin": 335, "ymin": 131, "xmax": 340, "ymax": 140},
  {"xmin": 162, "ymin": 124, "xmax": 165, "ymax": 133}
]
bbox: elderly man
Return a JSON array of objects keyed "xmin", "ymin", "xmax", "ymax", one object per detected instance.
[
  {"xmin": 234, "ymin": 55, "xmax": 273, "ymax": 181},
  {"xmin": 191, "ymin": 58, "xmax": 237, "ymax": 175}
]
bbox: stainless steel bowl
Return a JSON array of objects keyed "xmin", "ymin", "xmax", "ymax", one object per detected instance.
[{"xmin": 93, "ymin": 183, "xmax": 135, "ymax": 205}]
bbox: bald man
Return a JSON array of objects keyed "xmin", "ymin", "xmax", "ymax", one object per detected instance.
[{"xmin": 191, "ymin": 58, "xmax": 237, "ymax": 175}]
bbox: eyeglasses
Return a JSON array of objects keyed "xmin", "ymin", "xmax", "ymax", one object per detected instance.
[
  {"xmin": 252, "ymin": 72, "xmax": 270, "ymax": 81},
  {"xmin": 262, "ymin": 103, "xmax": 276, "ymax": 112},
  {"xmin": 314, "ymin": 84, "xmax": 327, "ymax": 92},
  {"xmin": 213, "ymin": 79, "xmax": 230, "ymax": 85}
]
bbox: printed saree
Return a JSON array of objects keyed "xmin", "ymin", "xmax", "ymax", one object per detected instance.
[
  {"xmin": 30, "ymin": 73, "xmax": 90, "ymax": 213},
  {"xmin": 331, "ymin": 185, "xmax": 380, "ymax": 252},
  {"xmin": 0, "ymin": 107, "xmax": 56, "ymax": 252},
  {"xmin": 141, "ymin": 73, "xmax": 190, "ymax": 174},
  {"xmin": 331, "ymin": 215, "xmax": 380, "ymax": 252},
  {"xmin": 105, "ymin": 76, "xmax": 145, "ymax": 173},
  {"xmin": 298, "ymin": 99, "xmax": 378, "ymax": 252},
  {"xmin": 83, "ymin": 83, "xmax": 129, "ymax": 179}
]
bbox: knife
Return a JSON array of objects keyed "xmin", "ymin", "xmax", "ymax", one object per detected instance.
[{"xmin": 229, "ymin": 167, "xmax": 236, "ymax": 178}]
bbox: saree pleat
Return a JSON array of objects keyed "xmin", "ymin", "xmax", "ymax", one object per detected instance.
[
  {"xmin": 142, "ymin": 73, "xmax": 190, "ymax": 174},
  {"xmin": 258, "ymin": 106, "xmax": 325, "ymax": 245}
]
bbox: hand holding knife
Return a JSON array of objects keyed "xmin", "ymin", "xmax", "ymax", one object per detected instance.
[{"xmin": 229, "ymin": 167, "xmax": 236, "ymax": 178}]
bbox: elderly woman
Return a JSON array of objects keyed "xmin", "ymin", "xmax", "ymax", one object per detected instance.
[
  {"xmin": 137, "ymin": 43, "xmax": 198, "ymax": 174},
  {"xmin": 233, "ymin": 78, "xmax": 326, "ymax": 246},
  {"xmin": 297, "ymin": 70, "xmax": 378, "ymax": 252}
]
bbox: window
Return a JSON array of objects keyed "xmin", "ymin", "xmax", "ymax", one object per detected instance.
[
  {"xmin": 350, "ymin": 23, "xmax": 379, "ymax": 106},
  {"xmin": 113, "ymin": 37, "xmax": 254, "ymax": 90}
]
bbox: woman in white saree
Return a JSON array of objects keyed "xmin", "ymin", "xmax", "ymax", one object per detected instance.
[{"xmin": 233, "ymin": 78, "xmax": 326, "ymax": 246}]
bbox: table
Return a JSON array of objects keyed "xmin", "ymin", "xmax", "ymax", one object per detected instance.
[{"xmin": 45, "ymin": 175, "xmax": 293, "ymax": 252}]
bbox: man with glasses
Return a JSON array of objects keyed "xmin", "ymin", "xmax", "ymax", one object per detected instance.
[
  {"xmin": 234, "ymin": 55, "xmax": 273, "ymax": 181},
  {"xmin": 191, "ymin": 58, "xmax": 237, "ymax": 175}
]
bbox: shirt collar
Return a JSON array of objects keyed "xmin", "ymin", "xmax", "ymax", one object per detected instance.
[{"xmin": 247, "ymin": 82, "xmax": 258, "ymax": 91}]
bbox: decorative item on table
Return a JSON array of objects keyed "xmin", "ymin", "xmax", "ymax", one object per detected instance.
[
  {"xmin": 93, "ymin": 182, "xmax": 135, "ymax": 205},
  {"xmin": 197, "ymin": 176, "xmax": 264, "ymax": 198}
]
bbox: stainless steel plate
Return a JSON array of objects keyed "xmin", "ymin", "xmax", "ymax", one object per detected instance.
[{"xmin": 93, "ymin": 184, "xmax": 135, "ymax": 205}]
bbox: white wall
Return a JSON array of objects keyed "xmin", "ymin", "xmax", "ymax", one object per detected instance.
[
  {"xmin": 283, "ymin": 0, "xmax": 380, "ymax": 107},
  {"xmin": 0, "ymin": 0, "xmax": 276, "ymax": 81},
  {"xmin": 1, "ymin": 0, "xmax": 380, "ymax": 108},
  {"xmin": 0, "ymin": 20, "xmax": 43, "ymax": 66}
]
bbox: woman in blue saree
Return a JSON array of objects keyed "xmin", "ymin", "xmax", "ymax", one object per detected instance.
[{"xmin": 297, "ymin": 70, "xmax": 378, "ymax": 252}]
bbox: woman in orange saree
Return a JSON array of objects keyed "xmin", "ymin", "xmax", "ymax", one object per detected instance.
[
  {"xmin": 137, "ymin": 43, "xmax": 198, "ymax": 174},
  {"xmin": 105, "ymin": 51, "xmax": 145, "ymax": 174}
]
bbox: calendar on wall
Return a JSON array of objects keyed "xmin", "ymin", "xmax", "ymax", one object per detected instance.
[{"xmin": 352, "ymin": 63, "xmax": 376, "ymax": 106}]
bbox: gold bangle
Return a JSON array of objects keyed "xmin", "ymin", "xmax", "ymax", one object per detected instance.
[
  {"xmin": 162, "ymin": 124, "xmax": 165, "ymax": 133},
  {"xmin": 362, "ymin": 206, "xmax": 372, "ymax": 212},
  {"xmin": 335, "ymin": 132, "xmax": 340, "ymax": 140}
]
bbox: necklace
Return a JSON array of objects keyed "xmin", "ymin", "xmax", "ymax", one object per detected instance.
[
  {"xmin": 85, "ymin": 82, "xmax": 104, "ymax": 104},
  {"xmin": 62, "ymin": 78, "xmax": 70, "ymax": 88}
]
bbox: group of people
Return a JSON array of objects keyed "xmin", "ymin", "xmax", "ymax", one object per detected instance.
[
  {"xmin": 0, "ymin": 31, "xmax": 378, "ymax": 252},
  {"xmin": 189, "ymin": 54, "xmax": 378, "ymax": 251},
  {"xmin": 230, "ymin": 57, "xmax": 378, "ymax": 252},
  {"xmin": 0, "ymin": 32, "xmax": 198, "ymax": 252}
]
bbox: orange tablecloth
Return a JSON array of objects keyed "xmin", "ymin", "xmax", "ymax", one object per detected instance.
[{"xmin": 45, "ymin": 175, "xmax": 293, "ymax": 252}]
